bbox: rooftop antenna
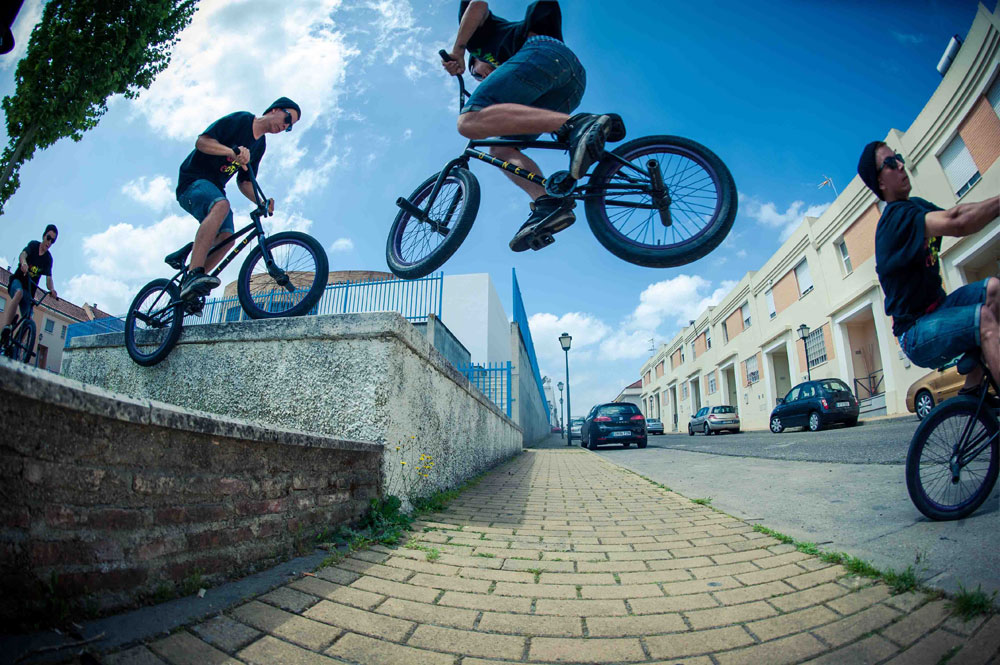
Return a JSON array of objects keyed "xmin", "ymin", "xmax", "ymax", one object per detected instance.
[{"xmin": 818, "ymin": 175, "xmax": 838, "ymax": 197}]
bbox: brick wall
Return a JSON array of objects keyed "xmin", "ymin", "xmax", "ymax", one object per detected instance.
[
  {"xmin": 0, "ymin": 364, "xmax": 381, "ymax": 624},
  {"xmin": 725, "ymin": 309, "xmax": 744, "ymax": 341},
  {"xmin": 958, "ymin": 96, "xmax": 1000, "ymax": 174},
  {"xmin": 843, "ymin": 203, "xmax": 880, "ymax": 270}
]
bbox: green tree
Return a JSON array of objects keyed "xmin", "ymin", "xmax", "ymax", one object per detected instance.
[{"xmin": 0, "ymin": 0, "xmax": 198, "ymax": 214}]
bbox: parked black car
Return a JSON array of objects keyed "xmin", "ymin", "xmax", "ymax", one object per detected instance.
[
  {"xmin": 581, "ymin": 403, "xmax": 647, "ymax": 449},
  {"xmin": 769, "ymin": 378, "xmax": 860, "ymax": 433}
]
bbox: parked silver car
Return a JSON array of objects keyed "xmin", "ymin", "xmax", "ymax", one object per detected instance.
[
  {"xmin": 646, "ymin": 418, "xmax": 665, "ymax": 435},
  {"xmin": 688, "ymin": 405, "xmax": 741, "ymax": 435},
  {"xmin": 569, "ymin": 418, "xmax": 584, "ymax": 441}
]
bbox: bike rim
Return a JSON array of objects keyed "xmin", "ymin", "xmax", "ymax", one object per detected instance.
[
  {"xmin": 130, "ymin": 286, "xmax": 176, "ymax": 351},
  {"xmin": 245, "ymin": 238, "xmax": 320, "ymax": 315},
  {"xmin": 599, "ymin": 144, "xmax": 723, "ymax": 249},
  {"xmin": 918, "ymin": 411, "xmax": 994, "ymax": 512},
  {"xmin": 393, "ymin": 177, "xmax": 465, "ymax": 267}
]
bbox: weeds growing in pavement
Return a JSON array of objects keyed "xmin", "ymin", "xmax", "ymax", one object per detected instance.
[
  {"xmin": 691, "ymin": 497, "xmax": 713, "ymax": 506},
  {"xmin": 949, "ymin": 583, "xmax": 997, "ymax": 620}
]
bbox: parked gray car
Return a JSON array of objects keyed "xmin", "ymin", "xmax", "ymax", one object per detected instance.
[
  {"xmin": 569, "ymin": 418, "xmax": 583, "ymax": 441},
  {"xmin": 688, "ymin": 405, "xmax": 741, "ymax": 435},
  {"xmin": 646, "ymin": 418, "xmax": 665, "ymax": 435}
]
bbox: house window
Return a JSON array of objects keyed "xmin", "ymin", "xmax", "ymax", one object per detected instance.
[
  {"xmin": 680, "ymin": 348, "xmax": 685, "ymax": 363},
  {"xmin": 705, "ymin": 328, "xmax": 712, "ymax": 349},
  {"xmin": 44, "ymin": 319, "xmax": 55, "ymax": 333},
  {"xmin": 837, "ymin": 240, "xmax": 852, "ymax": 275},
  {"xmin": 988, "ymin": 74, "xmax": 999, "ymax": 117},
  {"xmin": 746, "ymin": 354, "xmax": 760, "ymax": 385},
  {"xmin": 741, "ymin": 302, "xmax": 751, "ymax": 329},
  {"xmin": 690, "ymin": 341, "xmax": 696, "ymax": 360},
  {"xmin": 795, "ymin": 259, "xmax": 813, "ymax": 296},
  {"xmin": 60, "ymin": 325, "xmax": 67, "ymax": 339},
  {"xmin": 806, "ymin": 327, "xmax": 828, "ymax": 368},
  {"xmin": 682, "ymin": 383, "xmax": 688, "ymax": 400},
  {"xmin": 765, "ymin": 288, "xmax": 776, "ymax": 319},
  {"xmin": 722, "ymin": 322, "xmax": 729, "ymax": 344},
  {"xmin": 940, "ymin": 135, "xmax": 981, "ymax": 197},
  {"xmin": 708, "ymin": 373, "xmax": 717, "ymax": 394}
]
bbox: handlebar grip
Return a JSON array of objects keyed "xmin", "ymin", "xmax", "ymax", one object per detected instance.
[{"xmin": 439, "ymin": 49, "xmax": 454, "ymax": 62}]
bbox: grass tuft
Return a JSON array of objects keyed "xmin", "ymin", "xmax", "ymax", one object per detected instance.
[{"xmin": 949, "ymin": 583, "xmax": 997, "ymax": 620}]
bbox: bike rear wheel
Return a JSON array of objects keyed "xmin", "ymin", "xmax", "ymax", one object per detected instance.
[
  {"xmin": 584, "ymin": 135, "xmax": 737, "ymax": 268},
  {"xmin": 387, "ymin": 168, "xmax": 480, "ymax": 279},
  {"xmin": 237, "ymin": 231, "xmax": 329, "ymax": 319},
  {"xmin": 905, "ymin": 396, "xmax": 999, "ymax": 521},
  {"xmin": 125, "ymin": 278, "xmax": 184, "ymax": 366},
  {"xmin": 13, "ymin": 319, "xmax": 36, "ymax": 364}
]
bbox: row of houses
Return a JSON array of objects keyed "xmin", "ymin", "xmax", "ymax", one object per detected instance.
[{"xmin": 638, "ymin": 3, "xmax": 1000, "ymax": 432}]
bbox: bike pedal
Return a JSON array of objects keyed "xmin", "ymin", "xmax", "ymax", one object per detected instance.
[{"xmin": 529, "ymin": 234, "xmax": 555, "ymax": 251}]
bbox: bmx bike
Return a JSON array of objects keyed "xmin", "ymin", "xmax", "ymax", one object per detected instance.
[
  {"xmin": 1, "ymin": 278, "xmax": 49, "ymax": 365},
  {"xmin": 124, "ymin": 166, "xmax": 329, "ymax": 366},
  {"xmin": 386, "ymin": 50, "xmax": 738, "ymax": 280}
]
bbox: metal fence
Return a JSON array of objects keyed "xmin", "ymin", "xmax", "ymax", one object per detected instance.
[
  {"xmin": 512, "ymin": 268, "xmax": 550, "ymax": 421},
  {"xmin": 459, "ymin": 361, "xmax": 512, "ymax": 417},
  {"xmin": 65, "ymin": 273, "xmax": 445, "ymax": 345}
]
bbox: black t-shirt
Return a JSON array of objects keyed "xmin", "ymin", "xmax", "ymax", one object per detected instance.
[
  {"xmin": 176, "ymin": 112, "xmax": 265, "ymax": 197},
  {"xmin": 460, "ymin": 0, "xmax": 563, "ymax": 68},
  {"xmin": 11, "ymin": 240, "xmax": 52, "ymax": 291},
  {"xmin": 874, "ymin": 196, "xmax": 946, "ymax": 337}
]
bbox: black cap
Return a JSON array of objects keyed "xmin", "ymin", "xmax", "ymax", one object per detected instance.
[
  {"xmin": 857, "ymin": 141, "xmax": 884, "ymax": 200},
  {"xmin": 264, "ymin": 97, "xmax": 301, "ymax": 122}
]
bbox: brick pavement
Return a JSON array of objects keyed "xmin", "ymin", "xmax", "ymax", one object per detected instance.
[{"xmin": 103, "ymin": 450, "xmax": 998, "ymax": 664}]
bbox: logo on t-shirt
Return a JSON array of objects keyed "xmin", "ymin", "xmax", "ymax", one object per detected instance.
[
  {"xmin": 221, "ymin": 157, "xmax": 240, "ymax": 176},
  {"xmin": 925, "ymin": 235, "xmax": 941, "ymax": 268}
]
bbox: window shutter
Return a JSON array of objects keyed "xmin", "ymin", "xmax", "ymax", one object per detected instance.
[
  {"xmin": 795, "ymin": 260, "xmax": 813, "ymax": 295},
  {"xmin": 940, "ymin": 135, "xmax": 979, "ymax": 194},
  {"xmin": 988, "ymin": 75, "xmax": 1000, "ymax": 117}
]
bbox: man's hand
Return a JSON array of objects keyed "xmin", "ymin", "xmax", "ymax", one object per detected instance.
[
  {"xmin": 49, "ymin": 289, "xmax": 57, "ymax": 300},
  {"xmin": 234, "ymin": 146, "xmax": 251, "ymax": 170},
  {"xmin": 19, "ymin": 261, "xmax": 28, "ymax": 274},
  {"xmin": 442, "ymin": 47, "xmax": 466, "ymax": 76},
  {"xmin": 267, "ymin": 198, "xmax": 275, "ymax": 216}
]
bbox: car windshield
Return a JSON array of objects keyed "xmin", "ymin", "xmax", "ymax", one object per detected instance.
[
  {"xmin": 596, "ymin": 405, "xmax": 639, "ymax": 417},
  {"xmin": 819, "ymin": 379, "xmax": 851, "ymax": 393},
  {"xmin": 711, "ymin": 406, "xmax": 735, "ymax": 414},
  {"xmin": 570, "ymin": 419, "xmax": 583, "ymax": 425},
  {"xmin": 648, "ymin": 418, "xmax": 661, "ymax": 423}
]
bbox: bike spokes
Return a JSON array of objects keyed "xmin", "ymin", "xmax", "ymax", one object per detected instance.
[
  {"xmin": 241, "ymin": 234, "xmax": 326, "ymax": 318},
  {"xmin": 918, "ymin": 411, "xmax": 994, "ymax": 512},
  {"xmin": 396, "ymin": 179, "xmax": 463, "ymax": 264}
]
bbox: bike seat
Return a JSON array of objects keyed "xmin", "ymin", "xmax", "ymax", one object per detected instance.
[
  {"xmin": 955, "ymin": 351, "xmax": 981, "ymax": 376},
  {"xmin": 165, "ymin": 242, "xmax": 193, "ymax": 270}
]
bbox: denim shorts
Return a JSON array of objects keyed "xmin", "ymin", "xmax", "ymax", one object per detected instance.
[
  {"xmin": 462, "ymin": 35, "xmax": 586, "ymax": 140},
  {"xmin": 178, "ymin": 179, "xmax": 235, "ymax": 234},
  {"xmin": 6, "ymin": 278, "xmax": 31, "ymax": 319},
  {"xmin": 899, "ymin": 278, "xmax": 989, "ymax": 369}
]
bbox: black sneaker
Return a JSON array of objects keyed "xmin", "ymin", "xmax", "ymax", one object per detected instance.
[
  {"xmin": 509, "ymin": 196, "xmax": 576, "ymax": 252},
  {"xmin": 558, "ymin": 113, "xmax": 627, "ymax": 179},
  {"xmin": 180, "ymin": 269, "xmax": 220, "ymax": 301}
]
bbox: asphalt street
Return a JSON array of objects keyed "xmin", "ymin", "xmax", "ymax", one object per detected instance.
[{"xmin": 584, "ymin": 417, "xmax": 999, "ymax": 597}]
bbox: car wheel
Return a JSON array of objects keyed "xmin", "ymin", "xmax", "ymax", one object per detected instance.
[
  {"xmin": 703, "ymin": 423, "xmax": 711, "ymax": 436},
  {"xmin": 586, "ymin": 434, "xmax": 595, "ymax": 450},
  {"xmin": 770, "ymin": 416, "xmax": 784, "ymax": 433},
  {"xmin": 688, "ymin": 425, "xmax": 694, "ymax": 436},
  {"xmin": 808, "ymin": 411, "xmax": 822, "ymax": 432},
  {"xmin": 915, "ymin": 390, "xmax": 934, "ymax": 420},
  {"xmin": 638, "ymin": 439, "xmax": 647, "ymax": 448},
  {"xmin": 846, "ymin": 418, "xmax": 859, "ymax": 427}
]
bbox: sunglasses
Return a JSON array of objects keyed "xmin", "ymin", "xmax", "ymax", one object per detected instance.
[
  {"xmin": 470, "ymin": 69, "xmax": 485, "ymax": 82},
  {"xmin": 282, "ymin": 110, "xmax": 293, "ymax": 132},
  {"xmin": 44, "ymin": 234, "xmax": 56, "ymax": 244},
  {"xmin": 878, "ymin": 153, "xmax": 905, "ymax": 173}
]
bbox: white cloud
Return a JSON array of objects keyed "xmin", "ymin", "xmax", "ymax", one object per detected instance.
[
  {"xmin": 263, "ymin": 211, "xmax": 315, "ymax": 235},
  {"xmin": 403, "ymin": 128, "xmax": 413, "ymax": 140},
  {"xmin": 892, "ymin": 31, "xmax": 924, "ymax": 45},
  {"xmin": 0, "ymin": 256, "xmax": 12, "ymax": 272},
  {"xmin": 1, "ymin": 0, "xmax": 44, "ymax": 70},
  {"xmin": 528, "ymin": 311, "xmax": 611, "ymax": 367},
  {"xmin": 122, "ymin": 175, "xmax": 175, "ymax": 212},
  {"xmin": 62, "ymin": 274, "xmax": 134, "ymax": 316},
  {"xmin": 743, "ymin": 198, "xmax": 831, "ymax": 242},
  {"xmin": 329, "ymin": 237, "xmax": 354, "ymax": 252},
  {"xmin": 629, "ymin": 275, "xmax": 736, "ymax": 332}
]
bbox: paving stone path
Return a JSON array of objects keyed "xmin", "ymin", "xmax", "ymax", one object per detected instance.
[{"xmin": 106, "ymin": 450, "xmax": 999, "ymax": 665}]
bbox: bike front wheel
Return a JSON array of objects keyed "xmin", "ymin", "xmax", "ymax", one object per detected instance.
[
  {"xmin": 13, "ymin": 319, "xmax": 36, "ymax": 364},
  {"xmin": 125, "ymin": 278, "xmax": 184, "ymax": 366},
  {"xmin": 386, "ymin": 168, "xmax": 480, "ymax": 280},
  {"xmin": 584, "ymin": 135, "xmax": 737, "ymax": 268},
  {"xmin": 237, "ymin": 231, "xmax": 329, "ymax": 319},
  {"xmin": 905, "ymin": 396, "xmax": 999, "ymax": 521}
]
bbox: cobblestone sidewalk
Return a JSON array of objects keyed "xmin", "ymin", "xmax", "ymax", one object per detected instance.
[{"xmin": 106, "ymin": 449, "xmax": 999, "ymax": 665}]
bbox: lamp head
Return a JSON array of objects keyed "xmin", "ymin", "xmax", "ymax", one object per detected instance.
[
  {"xmin": 559, "ymin": 332, "xmax": 572, "ymax": 351},
  {"xmin": 797, "ymin": 324, "xmax": 809, "ymax": 340}
]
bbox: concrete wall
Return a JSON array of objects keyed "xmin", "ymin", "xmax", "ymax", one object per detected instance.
[
  {"xmin": 442, "ymin": 274, "xmax": 510, "ymax": 364},
  {"xmin": 412, "ymin": 313, "xmax": 472, "ymax": 369},
  {"xmin": 510, "ymin": 322, "xmax": 550, "ymax": 446},
  {"xmin": 0, "ymin": 360, "xmax": 380, "ymax": 621},
  {"xmin": 62, "ymin": 313, "xmax": 522, "ymax": 499}
]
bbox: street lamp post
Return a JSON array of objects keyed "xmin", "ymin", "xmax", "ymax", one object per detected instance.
[
  {"xmin": 557, "ymin": 381, "xmax": 565, "ymax": 440},
  {"xmin": 559, "ymin": 332, "xmax": 573, "ymax": 447},
  {"xmin": 798, "ymin": 324, "xmax": 812, "ymax": 381}
]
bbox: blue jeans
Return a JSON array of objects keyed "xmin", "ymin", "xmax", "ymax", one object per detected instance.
[
  {"xmin": 462, "ymin": 35, "xmax": 586, "ymax": 140},
  {"xmin": 178, "ymin": 179, "xmax": 235, "ymax": 234},
  {"xmin": 899, "ymin": 279, "xmax": 989, "ymax": 369},
  {"xmin": 6, "ymin": 278, "xmax": 31, "ymax": 319}
]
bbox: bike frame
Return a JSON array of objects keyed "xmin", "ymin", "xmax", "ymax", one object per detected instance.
[
  {"xmin": 4, "ymin": 278, "xmax": 47, "ymax": 361},
  {"xmin": 952, "ymin": 362, "xmax": 1000, "ymax": 470}
]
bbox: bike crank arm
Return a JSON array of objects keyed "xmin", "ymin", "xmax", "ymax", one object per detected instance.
[{"xmin": 647, "ymin": 159, "xmax": 673, "ymax": 227}]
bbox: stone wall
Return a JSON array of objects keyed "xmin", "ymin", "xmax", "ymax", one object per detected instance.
[
  {"xmin": 510, "ymin": 322, "xmax": 551, "ymax": 446},
  {"xmin": 63, "ymin": 312, "xmax": 522, "ymax": 499},
  {"xmin": 0, "ymin": 361, "xmax": 381, "ymax": 621}
]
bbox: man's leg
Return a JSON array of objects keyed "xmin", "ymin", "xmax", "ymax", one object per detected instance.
[
  {"xmin": 489, "ymin": 146, "xmax": 546, "ymax": 200},
  {"xmin": 189, "ymin": 199, "xmax": 230, "ymax": 270},
  {"xmin": 458, "ymin": 104, "xmax": 567, "ymax": 141},
  {"xmin": 204, "ymin": 232, "xmax": 234, "ymax": 274},
  {"xmin": 0, "ymin": 289, "xmax": 20, "ymax": 330},
  {"xmin": 977, "ymin": 277, "xmax": 999, "ymax": 388}
]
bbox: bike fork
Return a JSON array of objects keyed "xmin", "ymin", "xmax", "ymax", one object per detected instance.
[{"xmin": 648, "ymin": 159, "xmax": 673, "ymax": 227}]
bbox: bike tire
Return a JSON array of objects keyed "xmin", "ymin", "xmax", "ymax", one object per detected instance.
[
  {"xmin": 584, "ymin": 135, "xmax": 737, "ymax": 268},
  {"xmin": 13, "ymin": 319, "xmax": 36, "ymax": 364},
  {"xmin": 905, "ymin": 396, "xmax": 999, "ymax": 521},
  {"xmin": 386, "ymin": 168, "xmax": 480, "ymax": 279},
  {"xmin": 237, "ymin": 231, "xmax": 329, "ymax": 319},
  {"xmin": 125, "ymin": 278, "xmax": 184, "ymax": 367}
]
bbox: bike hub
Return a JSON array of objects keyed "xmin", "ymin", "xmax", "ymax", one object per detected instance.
[{"xmin": 647, "ymin": 159, "xmax": 673, "ymax": 228}]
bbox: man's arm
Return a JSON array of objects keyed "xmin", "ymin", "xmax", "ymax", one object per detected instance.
[
  {"xmin": 17, "ymin": 250, "xmax": 27, "ymax": 274},
  {"xmin": 195, "ymin": 135, "xmax": 251, "ymax": 170},
  {"xmin": 444, "ymin": 0, "xmax": 489, "ymax": 75},
  {"xmin": 46, "ymin": 275, "xmax": 56, "ymax": 300},
  {"xmin": 925, "ymin": 195, "xmax": 999, "ymax": 238},
  {"xmin": 237, "ymin": 178, "xmax": 273, "ymax": 214}
]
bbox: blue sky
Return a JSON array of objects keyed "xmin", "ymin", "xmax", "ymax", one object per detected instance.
[{"xmin": 0, "ymin": 0, "xmax": 987, "ymax": 416}]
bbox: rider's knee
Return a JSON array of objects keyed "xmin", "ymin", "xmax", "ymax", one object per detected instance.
[
  {"xmin": 985, "ymin": 277, "xmax": 999, "ymax": 305},
  {"xmin": 210, "ymin": 199, "xmax": 231, "ymax": 217},
  {"xmin": 9, "ymin": 290, "xmax": 21, "ymax": 304},
  {"xmin": 457, "ymin": 112, "xmax": 483, "ymax": 139},
  {"xmin": 982, "ymin": 303, "xmax": 999, "ymax": 339},
  {"xmin": 489, "ymin": 145, "xmax": 520, "ymax": 160}
]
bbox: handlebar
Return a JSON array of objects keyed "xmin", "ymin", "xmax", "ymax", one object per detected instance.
[{"xmin": 440, "ymin": 49, "xmax": 471, "ymax": 113}]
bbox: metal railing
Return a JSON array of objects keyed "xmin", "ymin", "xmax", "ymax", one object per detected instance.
[
  {"xmin": 459, "ymin": 361, "xmax": 512, "ymax": 417},
  {"xmin": 512, "ymin": 268, "xmax": 550, "ymax": 422},
  {"xmin": 854, "ymin": 369, "xmax": 885, "ymax": 401},
  {"xmin": 65, "ymin": 273, "xmax": 445, "ymax": 345}
]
